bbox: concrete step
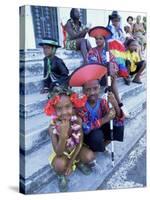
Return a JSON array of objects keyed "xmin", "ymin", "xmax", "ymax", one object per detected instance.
[
  {"xmin": 20, "ymin": 106, "xmax": 146, "ymax": 194},
  {"xmin": 20, "ymin": 48, "xmax": 82, "ymax": 62},
  {"xmin": 20, "ymin": 60, "xmax": 44, "ymax": 78},
  {"xmin": 20, "ymin": 77, "xmax": 146, "ymax": 118},
  {"xmin": 20, "ymin": 48, "xmax": 83, "ymax": 81},
  {"xmin": 20, "ymin": 58, "xmax": 83, "ymax": 95},
  {"xmin": 20, "ymin": 89, "xmax": 146, "ymax": 155}
]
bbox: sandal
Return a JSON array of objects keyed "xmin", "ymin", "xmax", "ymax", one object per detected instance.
[
  {"xmin": 124, "ymin": 77, "xmax": 131, "ymax": 85},
  {"xmin": 132, "ymin": 79, "xmax": 142, "ymax": 84},
  {"xmin": 57, "ymin": 175, "xmax": 68, "ymax": 192},
  {"xmin": 77, "ymin": 163, "xmax": 92, "ymax": 175}
]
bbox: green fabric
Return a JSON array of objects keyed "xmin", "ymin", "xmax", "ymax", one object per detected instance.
[
  {"xmin": 44, "ymin": 58, "xmax": 51, "ymax": 80},
  {"xmin": 57, "ymin": 175, "xmax": 68, "ymax": 192}
]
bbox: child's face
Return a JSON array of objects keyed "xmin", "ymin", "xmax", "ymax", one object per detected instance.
[
  {"xmin": 95, "ymin": 36, "xmax": 105, "ymax": 47},
  {"xmin": 42, "ymin": 45, "xmax": 54, "ymax": 57},
  {"xmin": 112, "ymin": 18, "xmax": 120, "ymax": 27},
  {"xmin": 129, "ymin": 41, "xmax": 139, "ymax": 52},
  {"xmin": 55, "ymin": 95, "xmax": 73, "ymax": 121},
  {"xmin": 83, "ymin": 80, "xmax": 100, "ymax": 104}
]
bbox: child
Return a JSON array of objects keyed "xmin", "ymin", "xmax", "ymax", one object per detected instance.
[
  {"xmin": 69, "ymin": 64, "xmax": 124, "ymax": 153},
  {"xmin": 125, "ymin": 39, "xmax": 146, "ymax": 84},
  {"xmin": 44, "ymin": 86, "xmax": 95, "ymax": 192},
  {"xmin": 107, "ymin": 11, "xmax": 125, "ymax": 43},
  {"xmin": 39, "ymin": 38, "xmax": 69, "ymax": 93},
  {"xmin": 87, "ymin": 26, "xmax": 129, "ymax": 108}
]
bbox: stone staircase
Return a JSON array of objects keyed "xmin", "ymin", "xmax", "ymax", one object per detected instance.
[{"xmin": 19, "ymin": 48, "xmax": 146, "ymax": 194}]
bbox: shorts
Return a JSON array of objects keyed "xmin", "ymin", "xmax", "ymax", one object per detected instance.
[
  {"xmin": 84, "ymin": 122, "xmax": 124, "ymax": 152},
  {"xmin": 130, "ymin": 60, "xmax": 145, "ymax": 75},
  {"xmin": 48, "ymin": 149, "xmax": 79, "ymax": 171}
]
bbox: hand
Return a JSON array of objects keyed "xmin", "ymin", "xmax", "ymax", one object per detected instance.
[
  {"xmin": 65, "ymin": 162, "xmax": 73, "ymax": 176},
  {"xmin": 40, "ymin": 87, "xmax": 49, "ymax": 94},
  {"xmin": 108, "ymin": 92, "xmax": 118, "ymax": 108},
  {"xmin": 108, "ymin": 107, "xmax": 116, "ymax": 120},
  {"xmin": 102, "ymin": 107, "xmax": 116, "ymax": 124},
  {"xmin": 59, "ymin": 120, "xmax": 70, "ymax": 139}
]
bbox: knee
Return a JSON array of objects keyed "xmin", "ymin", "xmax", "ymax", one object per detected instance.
[
  {"xmin": 143, "ymin": 61, "xmax": 146, "ymax": 67},
  {"xmin": 52, "ymin": 156, "xmax": 67, "ymax": 173},
  {"xmin": 84, "ymin": 150, "xmax": 95, "ymax": 163}
]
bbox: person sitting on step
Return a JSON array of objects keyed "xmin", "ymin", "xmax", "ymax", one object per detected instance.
[
  {"xmin": 64, "ymin": 8, "xmax": 91, "ymax": 64},
  {"xmin": 44, "ymin": 86, "xmax": 95, "ymax": 192},
  {"xmin": 125, "ymin": 39, "xmax": 146, "ymax": 84},
  {"xmin": 69, "ymin": 64, "xmax": 125, "ymax": 154},
  {"xmin": 39, "ymin": 38, "xmax": 69, "ymax": 96}
]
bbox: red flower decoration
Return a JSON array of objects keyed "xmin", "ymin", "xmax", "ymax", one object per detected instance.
[
  {"xmin": 44, "ymin": 95, "xmax": 61, "ymax": 116},
  {"xmin": 70, "ymin": 93, "xmax": 87, "ymax": 108}
]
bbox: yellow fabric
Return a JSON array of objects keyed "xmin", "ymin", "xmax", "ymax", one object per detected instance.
[
  {"xmin": 125, "ymin": 50, "xmax": 141, "ymax": 72},
  {"xmin": 48, "ymin": 148, "xmax": 78, "ymax": 171}
]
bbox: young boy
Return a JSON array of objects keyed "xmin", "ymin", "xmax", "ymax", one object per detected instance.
[
  {"xmin": 39, "ymin": 38, "xmax": 69, "ymax": 93},
  {"xmin": 125, "ymin": 39, "xmax": 146, "ymax": 84},
  {"xmin": 69, "ymin": 64, "xmax": 124, "ymax": 152}
]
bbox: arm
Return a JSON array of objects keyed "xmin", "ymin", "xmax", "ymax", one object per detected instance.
[
  {"xmin": 48, "ymin": 126, "xmax": 66, "ymax": 156},
  {"xmin": 57, "ymin": 58, "xmax": 69, "ymax": 84},
  {"xmin": 109, "ymin": 92, "xmax": 122, "ymax": 117},
  {"xmin": 48, "ymin": 120, "xmax": 70, "ymax": 156},
  {"xmin": 65, "ymin": 118, "xmax": 83, "ymax": 175}
]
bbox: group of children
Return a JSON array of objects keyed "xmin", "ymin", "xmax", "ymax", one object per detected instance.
[
  {"xmin": 44, "ymin": 64, "xmax": 124, "ymax": 192},
  {"xmin": 38, "ymin": 10, "xmax": 146, "ymax": 192}
]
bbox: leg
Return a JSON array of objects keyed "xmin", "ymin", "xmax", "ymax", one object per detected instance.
[
  {"xmin": 86, "ymin": 39, "xmax": 92, "ymax": 51},
  {"xmin": 77, "ymin": 146, "xmax": 95, "ymax": 164},
  {"xmin": 84, "ymin": 128, "xmax": 105, "ymax": 152},
  {"xmin": 52, "ymin": 155, "xmax": 68, "ymax": 175},
  {"xmin": 133, "ymin": 61, "xmax": 146, "ymax": 83},
  {"xmin": 111, "ymin": 76, "xmax": 122, "ymax": 105},
  {"xmin": 52, "ymin": 155, "xmax": 69, "ymax": 192},
  {"xmin": 76, "ymin": 146, "xmax": 96, "ymax": 175},
  {"xmin": 76, "ymin": 38, "xmax": 90, "ymax": 64}
]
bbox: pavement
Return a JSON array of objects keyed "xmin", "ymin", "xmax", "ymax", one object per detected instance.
[{"xmin": 98, "ymin": 134, "xmax": 146, "ymax": 190}]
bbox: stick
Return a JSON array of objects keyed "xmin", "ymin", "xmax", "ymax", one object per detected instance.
[{"xmin": 106, "ymin": 45, "xmax": 115, "ymax": 167}]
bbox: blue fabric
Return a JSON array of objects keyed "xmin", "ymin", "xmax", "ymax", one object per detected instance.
[{"xmin": 82, "ymin": 99, "xmax": 102, "ymax": 134}]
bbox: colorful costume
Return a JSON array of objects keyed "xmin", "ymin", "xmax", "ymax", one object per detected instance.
[
  {"xmin": 108, "ymin": 39, "xmax": 129, "ymax": 77},
  {"xmin": 64, "ymin": 19, "xmax": 84, "ymax": 50},
  {"xmin": 76, "ymin": 98, "xmax": 124, "ymax": 152},
  {"xmin": 49, "ymin": 115, "xmax": 81, "ymax": 171},
  {"xmin": 107, "ymin": 24, "xmax": 125, "ymax": 43},
  {"xmin": 88, "ymin": 26, "xmax": 128, "ymax": 77}
]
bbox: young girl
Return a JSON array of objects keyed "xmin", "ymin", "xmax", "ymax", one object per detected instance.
[{"xmin": 44, "ymin": 86, "xmax": 95, "ymax": 192}]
